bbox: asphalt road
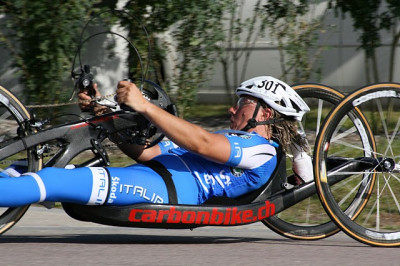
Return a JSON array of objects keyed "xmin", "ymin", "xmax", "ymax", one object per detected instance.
[{"xmin": 0, "ymin": 206, "xmax": 398, "ymax": 266}]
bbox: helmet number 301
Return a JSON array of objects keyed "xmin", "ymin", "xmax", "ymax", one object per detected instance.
[{"xmin": 257, "ymin": 80, "xmax": 285, "ymax": 94}]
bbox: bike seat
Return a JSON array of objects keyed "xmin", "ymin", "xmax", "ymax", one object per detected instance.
[{"xmin": 203, "ymin": 147, "xmax": 287, "ymax": 206}]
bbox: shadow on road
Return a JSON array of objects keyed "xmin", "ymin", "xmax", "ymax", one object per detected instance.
[
  {"xmin": 0, "ymin": 233, "xmax": 369, "ymax": 248},
  {"xmin": 0, "ymin": 234, "xmax": 275, "ymax": 244}
]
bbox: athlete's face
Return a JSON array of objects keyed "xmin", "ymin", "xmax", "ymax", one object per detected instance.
[{"xmin": 229, "ymin": 96, "xmax": 259, "ymax": 130}]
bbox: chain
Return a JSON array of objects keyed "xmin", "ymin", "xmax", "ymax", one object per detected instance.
[
  {"xmin": 26, "ymin": 93, "xmax": 117, "ymax": 108},
  {"xmin": 0, "ymin": 143, "xmax": 119, "ymax": 167}
]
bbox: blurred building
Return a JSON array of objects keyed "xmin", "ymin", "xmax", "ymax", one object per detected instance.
[{"xmin": 1, "ymin": 1, "xmax": 399, "ymax": 104}]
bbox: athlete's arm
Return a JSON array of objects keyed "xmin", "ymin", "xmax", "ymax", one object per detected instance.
[{"xmin": 116, "ymin": 81, "xmax": 231, "ymax": 164}]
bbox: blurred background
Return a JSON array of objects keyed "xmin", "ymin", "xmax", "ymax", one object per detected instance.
[{"xmin": 0, "ymin": 0, "xmax": 399, "ymax": 118}]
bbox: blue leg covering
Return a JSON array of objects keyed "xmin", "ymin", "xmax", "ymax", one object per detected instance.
[
  {"xmin": 0, "ymin": 167, "xmax": 107, "ymax": 207},
  {"xmin": 0, "ymin": 163, "xmax": 199, "ymax": 207}
]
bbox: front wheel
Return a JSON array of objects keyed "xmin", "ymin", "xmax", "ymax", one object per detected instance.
[{"xmin": 0, "ymin": 85, "xmax": 42, "ymax": 235}]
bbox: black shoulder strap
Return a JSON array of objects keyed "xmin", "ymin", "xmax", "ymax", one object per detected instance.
[{"xmin": 141, "ymin": 160, "xmax": 178, "ymax": 204}]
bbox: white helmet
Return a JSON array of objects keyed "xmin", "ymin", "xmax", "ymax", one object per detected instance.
[{"xmin": 236, "ymin": 76, "xmax": 310, "ymax": 121}]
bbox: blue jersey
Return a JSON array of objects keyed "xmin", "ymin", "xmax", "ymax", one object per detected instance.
[
  {"xmin": 156, "ymin": 131, "xmax": 278, "ymax": 203},
  {"xmin": 0, "ymin": 131, "xmax": 278, "ymax": 207}
]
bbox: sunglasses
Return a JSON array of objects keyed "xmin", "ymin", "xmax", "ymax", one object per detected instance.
[{"xmin": 235, "ymin": 97, "xmax": 258, "ymax": 108}]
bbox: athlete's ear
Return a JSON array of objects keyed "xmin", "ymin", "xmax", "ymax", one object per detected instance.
[{"xmin": 261, "ymin": 107, "xmax": 273, "ymax": 120}]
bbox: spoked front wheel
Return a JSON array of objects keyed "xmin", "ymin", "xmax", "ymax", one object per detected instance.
[
  {"xmin": 314, "ymin": 82, "xmax": 400, "ymax": 246},
  {"xmin": 0, "ymin": 86, "xmax": 42, "ymax": 235},
  {"xmin": 262, "ymin": 83, "xmax": 344, "ymax": 240}
]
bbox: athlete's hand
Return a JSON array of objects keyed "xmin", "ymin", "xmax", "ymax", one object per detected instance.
[
  {"xmin": 78, "ymin": 83, "xmax": 109, "ymax": 115},
  {"xmin": 116, "ymin": 81, "xmax": 149, "ymax": 113}
]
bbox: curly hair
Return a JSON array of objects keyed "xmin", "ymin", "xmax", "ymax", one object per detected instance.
[{"xmin": 268, "ymin": 108, "xmax": 308, "ymax": 153}]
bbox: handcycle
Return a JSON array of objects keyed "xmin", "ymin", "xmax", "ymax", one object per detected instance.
[
  {"xmin": 313, "ymin": 82, "xmax": 400, "ymax": 247},
  {"xmin": 0, "ymin": 9, "xmax": 378, "ymax": 243},
  {"xmin": 0, "ymin": 80, "xmax": 374, "ymax": 241}
]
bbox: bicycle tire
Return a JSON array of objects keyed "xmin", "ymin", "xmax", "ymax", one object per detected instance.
[
  {"xmin": 0, "ymin": 85, "xmax": 42, "ymax": 235},
  {"xmin": 262, "ymin": 83, "xmax": 344, "ymax": 240},
  {"xmin": 314, "ymin": 82, "xmax": 400, "ymax": 246}
]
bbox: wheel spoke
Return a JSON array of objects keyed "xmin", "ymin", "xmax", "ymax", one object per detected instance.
[
  {"xmin": 316, "ymin": 99, "xmax": 324, "ymax": 135},
  {"xmin": 382, "ymin": 175, "xmax": 400, "ymax": 213}
]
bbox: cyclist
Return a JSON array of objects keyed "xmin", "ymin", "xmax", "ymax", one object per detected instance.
[{"xmin": 0, "ymin": 76, "xmax": 312, "ymax": 207}]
